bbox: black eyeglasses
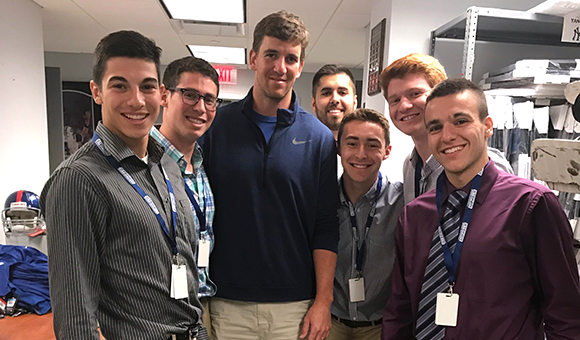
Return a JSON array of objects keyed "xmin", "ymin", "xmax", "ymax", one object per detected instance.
[{"xmin": 169, "ymin": 87, "xmax": 222, "ymax": 110}]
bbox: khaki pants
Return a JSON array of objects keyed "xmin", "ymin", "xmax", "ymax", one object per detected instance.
[
  {"xmin": 326, "ymin": 317, "xmax": 381, "ymax": 340},
  {"xmin": 201, "ymin": 298, "xmax": 212, "ymax": 339},
  {"xmin": 209, "ymin": 297, "xmax": 311, "ymax": 340}
]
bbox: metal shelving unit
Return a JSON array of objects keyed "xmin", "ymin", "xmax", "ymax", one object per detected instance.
[{"xmin": 430, "ymin": 7, "xmax": 578, "ymax": 81}]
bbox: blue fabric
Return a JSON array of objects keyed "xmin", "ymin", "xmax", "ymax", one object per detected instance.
[
  {"xmin": 248, "ymin": 110, "xmax": 277, "ymax": 144},
  {"xmin": 0, "ymin": 244, "xmax": 50, "ymax": 314}
]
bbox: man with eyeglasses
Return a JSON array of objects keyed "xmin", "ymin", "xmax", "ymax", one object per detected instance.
[
  {"xmin": 199, "ymin": 11, "xmax": 339, "ymax": 340},
  {"xmin": 151, "ymin": 55, "xmax": 221, "ymax": 340}
]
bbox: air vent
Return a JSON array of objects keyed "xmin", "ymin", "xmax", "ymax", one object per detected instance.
[{"xmin": 170, "ymin": 20, "xmax": 246, "ymax": 37}]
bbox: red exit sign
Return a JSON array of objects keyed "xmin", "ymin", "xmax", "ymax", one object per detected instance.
[{"xmin": 213, "ymin": 65, "xmax": 237, "ymax": 84}]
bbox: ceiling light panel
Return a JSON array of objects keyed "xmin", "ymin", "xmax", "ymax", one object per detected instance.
[
  {"xmin": 161, "ymin": 0, "xmax": 245, "ymax": 24},
  {"xmin": 188, "ymin": 45, "xmax": 246, "ymax": 65}
]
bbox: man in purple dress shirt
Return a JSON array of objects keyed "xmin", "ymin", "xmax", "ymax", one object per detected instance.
[{"xmin": 382, "ymin": 78, "xmax": 580, "ymax": 339}]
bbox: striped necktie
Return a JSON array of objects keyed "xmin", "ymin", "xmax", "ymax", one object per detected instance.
[{"xmin": 415, "ymin": 189, "xmax": 468, "ymax": 340}]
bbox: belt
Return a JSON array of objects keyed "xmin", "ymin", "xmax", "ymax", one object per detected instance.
[
  {"xmin": 331, "ymin": 314, "xmax": 382, "ymax": 328},
  {"xmin": 168, "ymin": 327, "xmax": 198, "ymax": 340}
]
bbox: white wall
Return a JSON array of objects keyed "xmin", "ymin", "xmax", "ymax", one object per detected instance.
[
  {"xmin": 0, "ymin": 0, "xmax": 49, "ymax": 244},
  {"xmin": 44, "ymin": 52, "xmax": 95, "ymax": 82},
  {"xmin": 361, "ymin": 0, "xmax": 411, "ymax": 184}
]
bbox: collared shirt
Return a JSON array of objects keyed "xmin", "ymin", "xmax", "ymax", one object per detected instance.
[
  {"xmin": 151, "ymin": 127, "xmax": 216, "ymax": 298},
  {"xmin": 333, "ymin": 174, "xmax": 404, "ymax": 322},
  {"xmin": 402, "ymin": 146, "xmax": 514, "ymax": 204},
  {"xmin": 41, "ymin": 123, "xmax": 202, "ymax": 340},
  {"xmin": 383, "ymin": 161, "xmax": 580, "ymax": 339}
]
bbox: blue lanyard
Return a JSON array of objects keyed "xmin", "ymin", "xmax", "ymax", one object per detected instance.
[
  {"xmin": 183, "ymin": 178, "xmax": 206, "ymax": 232},
  {"xmin": 414, "ymin": 157, "xmax": 423, "ymax": 198},
  {"xmin": 435, "ymin": 162, "xmax": 488, "ymax": 286},
  {"xmin": 92, "ymin": 133, "xmax": 179, "ymax": 255},
  {"xmin": 342, "ymin": 172, "xmax": 383, "ymax": 274}
]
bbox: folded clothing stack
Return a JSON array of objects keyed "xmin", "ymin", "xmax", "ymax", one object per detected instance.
[
  {"xmin": 479, "ymin": 59, "xmax": 580, "ymax": 89},
  {"xmin": 0, "ymin": 244, "xmax": 51, "ymax": 316}
]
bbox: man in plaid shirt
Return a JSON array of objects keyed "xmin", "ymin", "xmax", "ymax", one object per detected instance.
[{"xmin": 151, "ymin": 55, "xmax": 220, "ymax": 339}]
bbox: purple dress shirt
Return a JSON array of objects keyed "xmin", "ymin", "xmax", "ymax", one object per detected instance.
[{"xmin": 382, "ymin": 161, "xmax": 580, "ymax": 340}]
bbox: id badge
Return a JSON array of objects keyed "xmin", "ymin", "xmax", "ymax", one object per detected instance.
[
  {"xmin": 348, "ymin": 277, "xmax": 365, "ymax": 302},
  {"xmin": 171, "ymin": 263, "xmax": 189, "ymax": 300},
  {"xmin": 197, "ymin": 239, "xmax": 210, "ymax": 268},
  {"xmin": 435, "ymin": 293, "xmax": 459, "ymax": 327}
]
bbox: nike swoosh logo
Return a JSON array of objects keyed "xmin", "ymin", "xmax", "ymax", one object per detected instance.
[{"xmin": 292, "ymin": 137, "xmax": 311, "ymax": 145}]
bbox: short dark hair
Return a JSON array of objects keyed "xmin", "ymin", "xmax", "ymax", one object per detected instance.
[
  {"xmin": 426, "ymin": 78, "xmax": 488, "ymax": 119},
  {"xmin": 252, "ymin": 11, "xmax": 309, "ymax": 62},
  {"xmin": 338, "ymin": 108, "xmax": 390, "ymax": 148},
  {"xmin": 92, "ymin": 30, "xmax": 162, "ymax": 88},
  {"xmin": 311, "ymin": 64, "xmax": 356, "ymax": 97},
  {"xmin": 163, "ymin": 56, "xmax": 220, "ymax": 96}
]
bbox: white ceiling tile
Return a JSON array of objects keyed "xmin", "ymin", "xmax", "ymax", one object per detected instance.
[{"xmin": 38, "ymin": 0, "xmax": 371, "ymax": 68}]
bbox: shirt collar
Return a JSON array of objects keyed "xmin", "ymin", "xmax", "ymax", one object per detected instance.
[
  {"xmin": 95, "ymin": 122, "xmax": 164, "ymax": 164},
  {"xmin": 423, "ymin": 154, "xmax": 442, "ymax": 175},
  {"xmin": 442, "ymin": 158, "xmax": 498, "ymax": 205},
  {"xmin": 241, "ymin": 87, "xmax": 298, "ymax": 127},
  {"xmin": 339, "ymin": 175, "xmax": 383, "ymax": 206},
  {"xmin": 410, "ymin": 147, "xmax": 441, "ymax": 176},
  {"xmin": 150, "ymin": 126, "xmax": 204, "ymax": 175},
  {"xmin": 409, "ymin": 147, "xmax": 420, "ymax": 165}
]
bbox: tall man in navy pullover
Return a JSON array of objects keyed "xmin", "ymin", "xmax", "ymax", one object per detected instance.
[{"xmin": 200, "ymin": 10, "xmax": 339, "ymax": 340}]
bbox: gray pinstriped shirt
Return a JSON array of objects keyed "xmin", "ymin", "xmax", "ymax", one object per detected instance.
[{"xmin": 41, "ymin": 123, "xmax": 202, "ymax": 340}]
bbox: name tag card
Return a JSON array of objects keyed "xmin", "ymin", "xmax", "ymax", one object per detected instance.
[
  {"xmin": 435, "ymin": 293, "xmax": 459, "ymax": 327},
  {"xmin": 197, "ymin": 239, "xmax": 210, "ymax": 268},
  {"xmin": 348, "ymin": 277, "xmax": 365, "ymax": 302},
  {"xmin": 171, "ymin": 264, "xmax": 189, "ymax": 300}
]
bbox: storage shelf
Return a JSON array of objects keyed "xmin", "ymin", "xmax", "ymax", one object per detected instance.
[
  {"xmin": 432, "ymin": 7, "xmax": 575, "ymax": 46},
  {"xmin": 483, "ymin": 84, "xmax": 567, "ymax": 100},
  {"xmin": 430, "ymin": 7, "xmax": 580, "ymax": 80}
]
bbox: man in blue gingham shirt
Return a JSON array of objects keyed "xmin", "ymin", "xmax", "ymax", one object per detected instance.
[
  {"xmin": 151, "ymin": 128, "xmax": 216, "ymax": 297},
  {"xmin": 151, "ymin": 55, "xmax": 219, "ymax": 339}
]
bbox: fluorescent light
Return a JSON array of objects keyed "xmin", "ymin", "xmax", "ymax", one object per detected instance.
[
  {"xmin": 161, "ymin": 0, "xmax": 245, "ymax": 24},
  {"xmin": 188, "ymin": 45, "xmax": 246, "ymax": 65}
]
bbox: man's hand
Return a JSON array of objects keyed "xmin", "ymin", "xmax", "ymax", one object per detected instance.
[
  {"xmin": 299, "ymin": 299, "xmax": 331, "ymax": 340},
  {"xmin": 300, "ymin": 249, "xmax": 336, "ymax": 340}
]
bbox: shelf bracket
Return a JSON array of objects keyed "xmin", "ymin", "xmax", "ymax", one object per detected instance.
[
  {"xmin": 429, "ymin": 30, "xmax": 436, "ymax": 56},
  {"xmin": 462, "ymin": 7, "xmax": 479, "ymax": 81}
]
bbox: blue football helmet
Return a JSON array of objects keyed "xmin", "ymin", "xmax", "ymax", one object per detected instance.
[{"xmin": 2, "ymin": 190, "xmax": 45, "ymax": 236}]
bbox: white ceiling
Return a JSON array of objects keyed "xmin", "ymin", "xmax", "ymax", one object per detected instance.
[{"xmin": 33, "ymin": 0, "xmax": 372, "ymax": 73}]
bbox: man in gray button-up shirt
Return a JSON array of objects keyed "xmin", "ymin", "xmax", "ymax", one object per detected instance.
[{"xmin": 329, "ymin": 108, "xmax": 404, "ymax": 340}]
